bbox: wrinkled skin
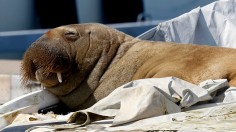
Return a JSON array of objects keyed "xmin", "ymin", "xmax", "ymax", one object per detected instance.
[{"xmin": 21, "ymin": 23, "xmax": 236, "ymax": 111}]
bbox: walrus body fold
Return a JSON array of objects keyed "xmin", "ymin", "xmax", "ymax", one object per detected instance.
[{"xmin": 21, "ymin": 23, "xmax": 236, "ymax": 110}]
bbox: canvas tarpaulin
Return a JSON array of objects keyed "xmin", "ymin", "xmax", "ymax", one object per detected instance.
[
  {"xmin": 138, "ymin": 0, "xmax": 236, "ymax": 48},
  {"xmin": 66, "ymin": 77, "xmax": 229, "ymax": 126},
  {"xmin": 25, "ymin": 78, "xmax": 236, "ymax": 132}
]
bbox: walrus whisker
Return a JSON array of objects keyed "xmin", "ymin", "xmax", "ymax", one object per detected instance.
[{"xmin": 57, "ymin": 72, "xmax": 62, "ymax": 83}]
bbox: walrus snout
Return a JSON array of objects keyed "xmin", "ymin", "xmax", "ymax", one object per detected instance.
[
  {"xmin": 33, "ymin": 54, "xmax": 72, "ymax": 87},
  {"xmin": 21, "ymin": 33, "xmax": 74, "ymax": 87}
]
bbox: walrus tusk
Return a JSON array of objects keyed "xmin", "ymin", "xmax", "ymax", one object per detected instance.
[{"xmin": 57, "ymin": 72, "xmax": 62, "ymax": 83}]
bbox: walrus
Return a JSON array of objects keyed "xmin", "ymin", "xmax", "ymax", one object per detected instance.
[{"xmin": 21, "ymin": 23, "xmax": 236, "ymax": 111}]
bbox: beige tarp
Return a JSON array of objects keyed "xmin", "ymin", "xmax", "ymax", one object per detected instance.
[
  {"xmin": 67, "ymin": 77, "xmax": 228, "ymax": 126},
  {"xmin": 25, "ymin": 77, "xmax": 236, "ymax": 132}
]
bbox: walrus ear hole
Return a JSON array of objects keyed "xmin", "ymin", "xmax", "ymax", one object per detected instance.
[{"xmin": 65, "ymin": 32, "xmax": 79, "ymax": 41}]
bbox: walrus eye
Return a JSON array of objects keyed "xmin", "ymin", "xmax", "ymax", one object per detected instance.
[{"xmin": 65, "ymin": 31, "xmax": 79, "ymax": 41}]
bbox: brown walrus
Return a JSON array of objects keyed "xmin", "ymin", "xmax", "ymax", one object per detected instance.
[{"xmin": 21, "ymin": 23, "xmax": 236, "ymax": 111}]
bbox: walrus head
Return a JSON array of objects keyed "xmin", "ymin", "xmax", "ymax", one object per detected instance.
[
  {"xmin": 21, "ymin": 25, "xmax": 76, "ymax": 88},
  {"xmin": 21, "ymin": 23, "xmax": 133, "ymax": 99}
]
